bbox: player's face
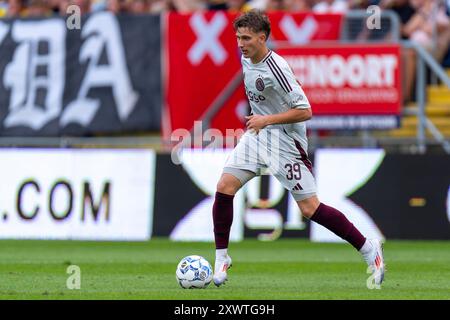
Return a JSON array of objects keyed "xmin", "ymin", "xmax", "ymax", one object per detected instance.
[{"xmin": 236, "ymin": 27, "xmax": 266, "ymax": 60}]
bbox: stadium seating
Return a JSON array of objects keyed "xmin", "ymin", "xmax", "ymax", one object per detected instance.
[{"xmin": 376, "ymin": 68, "xmax": 450, "ymax": 139}]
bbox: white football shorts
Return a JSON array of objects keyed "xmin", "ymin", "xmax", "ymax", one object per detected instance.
[{"xmin": 223, "ymin": 129, "xmax": 316, "ymax": 201}]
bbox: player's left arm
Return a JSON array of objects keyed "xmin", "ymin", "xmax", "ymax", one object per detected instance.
[{"xmin": 246, "ymin": 108, "xmax": 311, "ymax": 132}]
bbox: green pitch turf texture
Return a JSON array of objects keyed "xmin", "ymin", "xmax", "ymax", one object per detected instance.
[{"xmin": 0, "ymin": 239, "xmax": 449, "ymax": 300}]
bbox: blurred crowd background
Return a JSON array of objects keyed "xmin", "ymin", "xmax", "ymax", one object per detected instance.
[
  {"xmin": 1, "ymin": 0, "xmax": 449, "ymax": 60},
  {"xmin": 0, "ymin": 0, "xmax": 448, "ymax": 20},
  {"xmin": 0, "ymin": 0, "xmax": 449, "ymax": 58},
  {"xmin": 0, "ymin": 0, "xmax": 449, "ymax": 96}
]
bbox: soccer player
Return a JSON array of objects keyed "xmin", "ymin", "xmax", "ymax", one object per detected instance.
[{"xmin": 212, "ymin": 10, "xmax": 385, "ymax": 287}]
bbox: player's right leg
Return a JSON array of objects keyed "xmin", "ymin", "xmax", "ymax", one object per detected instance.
[
  {"xmin": 213, "ymin": 132, "xmax": 261, "ymax": 286},
  {"xmin": 213, "ymin": 169, "xmax": 255, "ymax": 286},
  {"xmin": 212, "ymin": 173, "xmax": 240, "ymax": 286}
]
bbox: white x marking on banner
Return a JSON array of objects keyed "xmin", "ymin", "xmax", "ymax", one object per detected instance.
[
  {"xmin": 188, "ymin": 12, "xmax": 228, "ymax": 66},
  {"xmin": 280, "ymin": 15, "xmax": 319, "ymax": 45}
]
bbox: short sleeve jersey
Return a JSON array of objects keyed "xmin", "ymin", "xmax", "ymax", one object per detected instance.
[{"xmin": 241, "ymin": 50, "xmax": 311, "ymax": 150}]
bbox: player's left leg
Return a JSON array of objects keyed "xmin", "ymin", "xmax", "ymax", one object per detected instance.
[
  {"xmin": 296, "ymin": 195, "xmax": 385, "ymax": 286},
  {"xmin": 297, "ymin": 196, "xmax": 367, "ymax": 250},
  {"xmin": 268, "ymin": 145, "xmax": 385, "ymax": 285},
  {"xmin": 266, "ymin": 131, "xmax": 384, "ymax": 285}
]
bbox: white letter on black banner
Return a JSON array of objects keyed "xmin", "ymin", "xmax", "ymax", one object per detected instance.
[
  {"xmin": 61, "ymin": 12, "xmax": 138, "ymax": 127},
  {"xmin": 3, "ymin": 19, "xmax": 65, "ymax": 130}
]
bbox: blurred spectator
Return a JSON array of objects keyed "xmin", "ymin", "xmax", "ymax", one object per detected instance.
[
  {"xmin": 378, "ymin": 1, "xmax": 417, "ymax": 103},
  {"xmin": 91, "ymin": 0, "xmax": 107, "ymax": 12},
  {"xmin": 168, "ymin": 0, "xmax": 206, "ymax": 12},
  {"xmin": 149, "ymin": 0, "xmax": 167, "ymax": 12},
  {"xmin": 359, "ymin": 0, "xmax": 416, "ymax": 40},
  {"xmin": 348, "ymin": 0, "xmax": 368, "ymax": 9},
  {"xmin": 348, "ymin": 0, "xmax": 385, "ymax": 9},
  {"xmin": 380, "ymin": 0, "xmax": 416, "ymax": 39},
  {"xmin": 105, "ymin": 0, "xmax": 123, "ymax": 13},
  {"xmin": 208, "ymin": 0, "xmax": 227, "ymax": 9},
  {"xmin": 46, "ymin": 0, "xmax": 60, "ymax": 14},
  {"xmin": 264, "ymin": 0, "xmax": 285, "ymax": 10},
  {"xmin": 404, "ymin": 0, "xmax": 450, "ymax": 61},
  {"xmin": 396, "ymin": 0, "xmax": 450, "ymax": 103},
  {"xmin": 26, "ymin": 0, "xmax": 52, "ymax": 16},
  {"xmin": 109, "ymin": 0, "xmax": 168, "ymax": 13},
  {"xmin": 57, "ymin": 0, "xmax": 70, "ymax": 15},
  {"xmin": 0, "ymin": 0, "xmax": 8, "ymax": 17},
  {"xmin": 6, "ymin": 0, "xmax": 25, "ymax": 16},
  {"xmin": 313, "ymin": 0, "xmax": 349, "ymax": 13},
  {"xmin": 260, "ymin": 0, "xmax": 313, "ymax": 11},
  {"xmin": 70, "ymin": 0, "xmax": 90, "ymax": 13},
  {"xmin": 286, "ymin": 0, "xmax": 314, "ymax": 11},
  {"xmin": 354, "ymin": 0, "xmax": 450, "ymax": 102},
  {"xmin": 227, "ymin": 0, "xmax": 253, "ymax": 11},
  {"xmin": 127, "ymin": 0, "xmax": 150, "ymax": 13},
  {"xmin": 208, "ymin": 0, "xmax": 252, "ymax": 11}
]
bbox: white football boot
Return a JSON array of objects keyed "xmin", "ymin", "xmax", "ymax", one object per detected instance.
[
  {"xmin": 362, "ymin": 239, "xmax": 385, "ymax": 286},
  {"xmin": 213, "ymin": 255, "xmax": 232, "ymax": 287}
]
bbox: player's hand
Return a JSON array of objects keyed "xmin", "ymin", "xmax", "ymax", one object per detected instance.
[{"xmin": 245, "ymin": 115, "xmax": 269, "ymax": 134}]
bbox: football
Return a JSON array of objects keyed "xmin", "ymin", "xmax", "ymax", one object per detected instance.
[{"xmin": 175, "ymin": 255, "xmax": 213, "ymax": 289}]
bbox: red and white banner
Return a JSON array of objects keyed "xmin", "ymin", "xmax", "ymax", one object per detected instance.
[
  {"xmin": 269, "ymin": 13, "xmax": 343, "ymax": 44},
  {"xmin": 164, "ymin": 12, "xmax": 344, "ymax": 137},
  {"xmin": 278, "ymin": 44, "xmax": 402, "ymax": 116}
]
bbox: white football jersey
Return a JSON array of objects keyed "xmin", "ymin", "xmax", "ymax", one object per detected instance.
[{"xmin": 242, "ymin": 49, "xmax": 311, "ymax": 153}]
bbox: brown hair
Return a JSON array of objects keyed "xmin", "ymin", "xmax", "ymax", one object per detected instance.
[{"xmin": 233, "ymin": 10, "xmax": 271, "ymax": 41}]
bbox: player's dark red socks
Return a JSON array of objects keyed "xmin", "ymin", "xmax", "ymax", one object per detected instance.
[
  {"xmin": 212, "ymin": 192, "xmax": 235, "ymax": 249},
  {"xmin": 311, "ymin": 203, "xmax": 366, "ymax": 250}
]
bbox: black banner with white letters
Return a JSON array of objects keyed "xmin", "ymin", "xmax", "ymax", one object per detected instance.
[{"xmin": 0, "ymin": 13, "xmax": 161, "ymax": 136}]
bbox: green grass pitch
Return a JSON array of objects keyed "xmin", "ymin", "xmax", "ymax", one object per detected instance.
[{"xmin": 0, "ymin": 239, "xmax": 449, "ymax": 300}]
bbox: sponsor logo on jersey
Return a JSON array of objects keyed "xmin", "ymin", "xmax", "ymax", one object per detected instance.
[
  {"xmin": 247, "ymin": 90, "xmax": 266, "ymax": 103},
  {"xmin": 245, "ymin": 85, "xmax": 265, "ymax": 103},
  {"xmin": 255, "ymin": 77, "xmax": 265, "ymax": 91}
]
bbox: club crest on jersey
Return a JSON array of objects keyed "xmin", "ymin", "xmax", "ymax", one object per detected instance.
[{"xmin": 255, "ymin": 77, "xmax": 265, "ymax": 91}]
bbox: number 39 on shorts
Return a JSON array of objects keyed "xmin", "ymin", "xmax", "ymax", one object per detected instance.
[{"xmin": 285, "ymin": 163, "xmax": 301, "ymax": 181}]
